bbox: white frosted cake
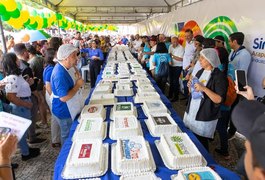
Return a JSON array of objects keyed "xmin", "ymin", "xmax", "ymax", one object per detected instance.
[
  {"xmin": 93, "ymin": 85, "xmax": 112, "ymax": 95},
  {"xmin": 62, "ymin": 139, "xmax": 106, "ymax": 178},
  {"xmin": 120, "ymin": 172, "xmax": 160, "ymax": 180},
  {"xmin": 174, "ymin": 167, "xmax": 222, "ymax": 180},
  {"xmin": 118, "ymin": 79, "xmax": 133, "ymax": 87},
  {"xmin": 160, "ymin": 133, "xmax": 203, "ymax": 169},
  {"xmin": 102, "ymin": 75, "xmax": 119, "ymax": 82},
  {"xmin": 142, "ymin": 100, "xmax": 168, "ymax": 115},
  {"xmin": 113, "ymin": 116, "xmax": 140, "ymax": 138},
  {"xmin": 116, "ymin": 136, "xmax": 153, "ymax": 173},
  {"xmin": 114, "ymin": 84, "xmax": 133, "ymax": 96},
  {"xmin": 113, "ymin": 102, "xmax": 135, "ymax": 117},
  {"xmin": 72, "ymin": 119, "xmax": 104, "ymax": 141},
  {"xmin": 98, "ymin": 80, "xmax": 113, "ymax": 87},
  {"xmin": 136, "ymin": 78, "xmax": 151, "ymax": 87},
  {"xmin": 138, "ymin": 85, "xmax": 156, "ymax": 92},
  {"xmin": 134, "ymin": 92, "xmax": 160, "ymax": 104},
  {"xmin": 90, "ymin": 93, "xmax": 116, "ymax": 105},
  {"xmin": 147, "ymin": 113, "xmax": 179, "ymax": 136},
  {"xmin": 81, "ymin": 104, "xmax": 106, "ymax": 121}
]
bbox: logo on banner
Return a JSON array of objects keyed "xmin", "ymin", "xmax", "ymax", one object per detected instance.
[{"xmin": 203, "ymin": 16, "xmax": 238, "ymax": 51}]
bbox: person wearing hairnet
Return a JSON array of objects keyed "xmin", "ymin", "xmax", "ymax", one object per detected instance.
[
  {"xmin": 50, "ymin": 44, "xmax": 84, "ymax": 145},
  {"xmin": 183, "ymin": 48, "xmax": 228, "ymax": 150}
]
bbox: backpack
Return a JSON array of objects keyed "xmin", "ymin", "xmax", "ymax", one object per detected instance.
[
  {"xmin": 223, "ymin": 76, "xmax": 237, "ymax": 106},
  {"xmin": 156, "ymin": 55, "xmax": 169, "ymax": 77}
]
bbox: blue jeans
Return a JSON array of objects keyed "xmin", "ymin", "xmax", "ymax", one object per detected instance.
[
  {"xmin": 53, "ymin": 116, "xmax": 72, "ymax": 145},
  {"xmin": 182, "ymin": 70, "xmax": 189, "ymax": 98},
  {"xmin": 10, "ymin": 100, "xmax": 32, "ymax": 156},
  {"xmin": 169, "ymin": 66, "xmax": 182, "ymax": 98}
]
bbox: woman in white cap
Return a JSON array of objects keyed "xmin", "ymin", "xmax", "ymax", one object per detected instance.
[
  {"xmin": 50, "ymin": 44, "xmax": 84, "ymax": 145},
  {"xmin": 183, "ymin": 48, "xmax": 228, "ymax": 150}
]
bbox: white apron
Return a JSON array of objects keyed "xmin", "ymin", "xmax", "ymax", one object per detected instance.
[
  {"xmin": 54, "ymin": 63, "xmax": 84, "ymax": 120},
  {"xmin": 183, "ymin": 70, "xmax": 218, "ymax": 138}
]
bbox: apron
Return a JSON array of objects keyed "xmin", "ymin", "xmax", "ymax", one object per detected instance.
[
  {"xmin": 53, "ymin": 63, "xmax": 84, "ymax": 120},
  {"xmin": 183, "ymin": 70, "xmax": 218, "ymax": 138}
]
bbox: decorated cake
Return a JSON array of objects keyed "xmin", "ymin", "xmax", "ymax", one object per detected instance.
[
  {"xmin": 114, "ymin": 84, "xmax": 133, "ymax": 96},
  {"xmin": 120, "ymin": 172, "xmax": 161, "ymax": 180},
  {"xmin": 138, "ymin": 84, "xmax": 156, "ymax": 92},
  {"xmin": 174, "ymin": 167, "xmax": 222, "ymax": 180},
  {"xmin": 81, "ymin": 104, "xmax": 106, "ymax": 121},
  {"xmin": 90, "ymin": 93, "xmax": 116, "ymax": 105},
  {"xmin": 160, "ymin": 133, "xmax": 203, "ymax": 169},
  {"xmin": 146, "ymin": 113, "xmax": 179, "ymax": 136},
  {"xmin": 115, "ymin": 136, "xmax": 154, "ymax": 174},
  {"xmin": 136, "ymin": 78, "xmax": 151, "ymax": 87},
  {"xmin": 142, "ymin": 100, "xmax": 168, "ymax": 115},
  {"xmin": 93, "ymin": 85, "xmax": 112, "ymax": 95},
  {"xmin": 72, "ymin": 119, "xmax": 105, "ymax": 141},
  {"xmin": 134, "ymin": 92, "xmax": 160, "ymax": 104},
  {"xmin": 62, "ymin": 139, "xmax": 107, "ymax": 178},
  {"xmin": 118, "ymin": 79, "xmax": 133, "ymax": 87},
  {"xmin": 112, "ymin": 116, "xmax": 140, "ymax": 139}
]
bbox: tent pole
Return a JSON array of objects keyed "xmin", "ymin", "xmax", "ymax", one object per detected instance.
[
  {"xmin": 57, "ymin": 20, "xmax": 61, "ymax": 36},
  {"xmin": 0, "ymin": 17, "xmax": 7, "ymax": 53}
]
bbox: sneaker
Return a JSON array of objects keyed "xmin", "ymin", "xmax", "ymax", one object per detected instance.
[
  {"xmin": 29, "ymin": 138, "xmax": 46, "ymax": 144},
  {"xmin": 215, "ymin": 148, "xmax": 230, "ymax": 160},
  {"xmin": 11, "ymin": 163, "xmax": 19, "ymax": 169},
  {"xmin": 52, "ymin": 143, "xmax": 61, "ymax": 148},
  {"xmin": 21, "ymin": 148, "xmax": 40, "ymax": 161}
]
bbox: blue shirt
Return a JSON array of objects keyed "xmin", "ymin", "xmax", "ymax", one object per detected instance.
[
  {"xmin": 43, "ymin": 65, "xmax": 54, "ymax": 85},
  {"xmin": 81, "ymin": 48, "xmax": 104, "ymax": 62},
  {"xmin": 152, "ymin": 53, "xmax": 172, "ymax": 74},
  {"xmin": 51, "ymin": 63, "xmax": 74, "ymax": 119},
  {"xmin": 165, "ymin": 42, "xmax": 171, "ymax": 50},
  {"xmin": 121, "ymin": 38, "xmax": 128, "ymax": 45}
]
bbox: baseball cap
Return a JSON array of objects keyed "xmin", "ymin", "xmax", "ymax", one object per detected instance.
[
  {"xmin": 232, "ymin": 100, "xmax": 265, "ymax": 169},
  {"xmin": 214, "ymin": 35, "xmax": 225, "ymax": 42},
  {"xmin": 57, "ymin": 44, "xmax": 78, "ymax": 61},
  {"xmin": 232, "ymin": 100, "xmax": 265, "ymax": 139}
]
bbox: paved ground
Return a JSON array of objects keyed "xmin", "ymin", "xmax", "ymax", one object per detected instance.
[{"xmin": 12, "ymin": 83, "xmax": 245, "ymax": 180}]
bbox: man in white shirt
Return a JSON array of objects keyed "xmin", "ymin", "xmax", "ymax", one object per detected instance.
[
  {"xmin": 168, "ymin": 36, "xmax": 184, "ymax": 101},
  {"xmin": 182, "ymin": 29, "xmax": 196, "ymax": 99},
  {"xmin": 131, "ymin": 34, "xmax": 142, "ymax": 59}
]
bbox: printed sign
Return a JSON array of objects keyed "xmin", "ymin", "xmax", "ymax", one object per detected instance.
[
  {"xmin": 78, "ymin": 144, "xmax": 92, "ymax": 158},
  {"xmin": 153, "ymin": 116, "xmax": 171, "ymax": 125},
  {"xmin": 122, "ymin": 140, "xmax": 143, "ymax": 159},
  {"xmin": 0, "ymin": 112, "xmax": 32, "ymax": 141},
  {"xmin": 88, "ymin": 106, "xmax": 98, "ymax": 113},
  {"xmin": 116, "ymin": 104, "xmax": 131, "ymax": 111}
]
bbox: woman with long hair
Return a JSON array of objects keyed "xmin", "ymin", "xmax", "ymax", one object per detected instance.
[
  {"xmin": 43, "ymin": 48, "xmax": 61, "ymax": 147},
  {"xmin": 2, "ymin": 53, "xmax": 40, "ymax": 160}
]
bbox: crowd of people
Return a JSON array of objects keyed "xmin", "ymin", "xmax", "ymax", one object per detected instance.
[{"xmin": 0, "ymin": 30, "xmax": 264, "ymax": 180}]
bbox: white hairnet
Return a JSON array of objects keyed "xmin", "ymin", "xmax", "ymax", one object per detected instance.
[
  {"xmin": 200, "ymin": 48, "xmax": 220, "ymax": 68},
  {"xmin": 57, "ymin": 44, "xmax": 78, "ymax": 61}
]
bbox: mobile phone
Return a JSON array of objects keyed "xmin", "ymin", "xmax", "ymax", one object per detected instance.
[
  {"xmin": 235, "ymin": 70, "xmax": 247, "ymax": 91},
  {"xmin": 0, "ymin": 127, "xmax": 11, "ymax": 140}
]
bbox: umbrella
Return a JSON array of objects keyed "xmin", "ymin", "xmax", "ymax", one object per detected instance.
[{"xmin": 15, "ymin": 30, "xmax": 51, "ymax": 43}]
